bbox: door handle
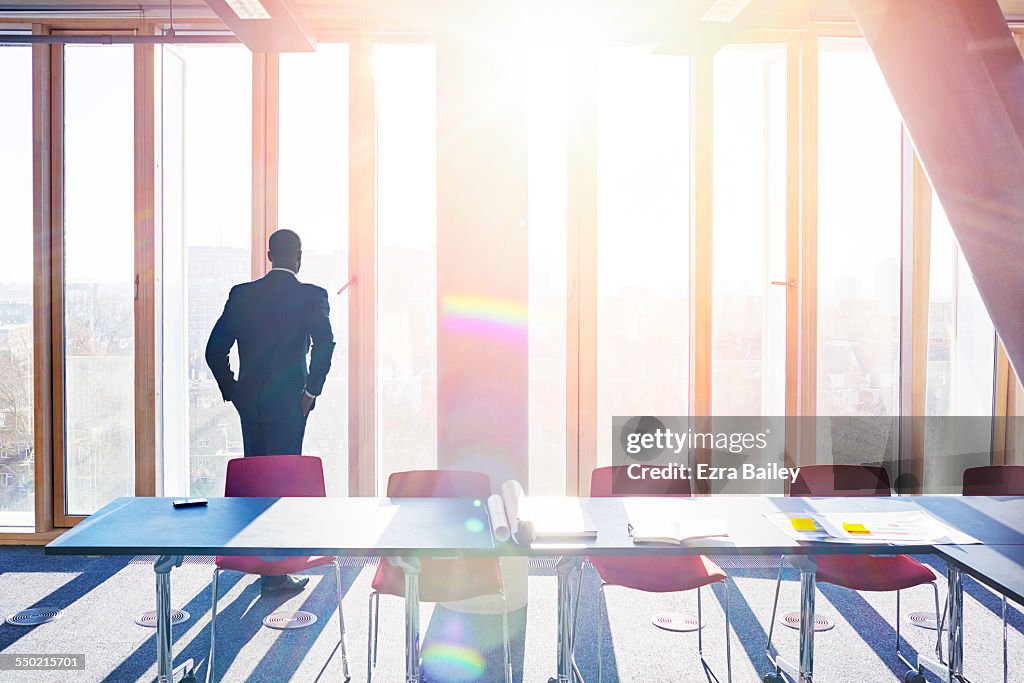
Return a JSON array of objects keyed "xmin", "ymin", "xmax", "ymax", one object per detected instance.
[{"xmin": 771, "ymin": 280, "xmax": 796, "ymax": 287}]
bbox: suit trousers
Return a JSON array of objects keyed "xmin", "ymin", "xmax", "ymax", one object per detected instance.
[{"xmin": 239, "ymin": 413, "xmax": 307, "ymax": 457}]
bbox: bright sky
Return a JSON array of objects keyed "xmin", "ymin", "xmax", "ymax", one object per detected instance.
[
  {"xmin": 63, "ymin": 45, "xmax": 135, "ymax": 285},
  {"xmin": 0, "ymin": 47, "xmax": 34, "ymax": 285},
  {"xmin": 0, "ymin": 36, "xmax": 947, "ymax": 300}
]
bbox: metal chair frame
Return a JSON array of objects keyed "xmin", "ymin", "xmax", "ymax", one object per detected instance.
[
  {"xmin": 205, "ymin": 558, "xmax": 350, "ymax": 683},
  {"xmin": 571, "ymin": 564, "xmax": 732, "ymax": 683},
  {"xmin": 764, "ymin": 560, "xmax": 943, "ymax": 682},
  {"xmin": 365, "ymin": 586, "xmax": 512, "ymax": 683}
]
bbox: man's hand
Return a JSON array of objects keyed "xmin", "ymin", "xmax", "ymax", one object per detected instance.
[{"xmin": 301, "ymin": 391, "xmax": 317, "ymax": 417}]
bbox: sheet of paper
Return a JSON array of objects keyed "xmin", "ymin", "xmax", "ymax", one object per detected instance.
[
  {"xmin": 818, "ymin": 511, "xmax": 955, "ymax": 543},
  {"xmin": 528, "ymin": 498, "xmax": 597, "ymax": 539},
  {"xmin": 764, "ymin": 510, "xmax": 982, "ymax": 545}
]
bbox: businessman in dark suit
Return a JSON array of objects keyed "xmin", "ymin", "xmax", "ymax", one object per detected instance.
[{"xmin": 205, "ymin": 229, "xmax": 334, "ymax": 594}]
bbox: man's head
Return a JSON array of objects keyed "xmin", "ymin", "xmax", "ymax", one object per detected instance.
[{"xmin": 268, "ymin": 229, "xmax": 302, "ymax": 273}]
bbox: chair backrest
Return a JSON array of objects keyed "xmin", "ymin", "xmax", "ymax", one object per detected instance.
[
  {"xmin": 590, "ymin": 465, "xmax": 692, "ymax": 498},
  {"xmin": 386, "ymin": 469, "xmax": 492, "ymax": 499},
  {"xmin": 963, "ymin": 465, "xmax": 1024, "ymax": 496},
  {"xmin": 790, "ymin": 464, "xmax": 891, "ymax": 497},
  {"xmin": 224, "ymin": 455, "xmax": 326, "ymax": 498}
]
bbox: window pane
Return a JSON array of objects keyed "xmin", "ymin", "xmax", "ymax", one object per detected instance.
[
  {"xmin": 0, "ymin": 46, "xmax": 34, "ymax": 528},
  {"xmin": 376, "ymin": 44, "xmax": 437, "ymax": 492},
  {"xmin": 596, "ymin": 49, "xmax": 691, "ymax": 467},
  {"xmin": 63, "ymin": 45, "xmax": 135, "ymax": 515},
  {"xmin": 527, "ymin": 44, "xmax": 568, "ymax": 496},
  {"xmin": 816, "ymin": 38, "xmax": 902, "ymax": 467},
  {"xmin": 711, "ymin": 44, "xmax": 788, "ymax": 494},
  {"xmin": 279, "ymin": 45, "xmax": 350, "ymax": 496},
  {"xmin": 161, "ymin": 46, "xmax": 252, "ymax": 499},
  {"xmin": 924, "ymin": 195, "xmax": 995, "ymax": 490},
  {"xmin": 712, "ymin": 44, "xmax": 787, "ymax": 417}
]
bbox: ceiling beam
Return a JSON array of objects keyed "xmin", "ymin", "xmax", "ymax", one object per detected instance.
[
  {"xmin": 203, "ymin": 0, "xmax": 315, "ymax": 51},
  {"xmin": 851, "ymin": 0, "xmax": 1024, "ymax": 377}
]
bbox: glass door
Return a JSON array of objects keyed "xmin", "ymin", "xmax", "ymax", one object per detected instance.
[{"xmin": 711, "ymin": 41, "xmax": 792, "ymax": 493}]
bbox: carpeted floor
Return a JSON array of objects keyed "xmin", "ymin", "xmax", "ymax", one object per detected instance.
[{"xmin": 0, "ymin": 548, "xmax": 1019, "ymax": 682}]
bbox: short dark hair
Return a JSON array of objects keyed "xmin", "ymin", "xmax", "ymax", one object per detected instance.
[{"xmin": 268, "ymin": 229, "xmax": 301, "ymax": 259}]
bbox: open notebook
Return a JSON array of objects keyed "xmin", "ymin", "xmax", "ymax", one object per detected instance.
[{"xmin": 628, "ymin": 519, "xmax": 729, "ymax": 545}]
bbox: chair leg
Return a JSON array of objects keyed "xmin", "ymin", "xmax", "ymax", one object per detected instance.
[
  {"xmin": 367, "ymin": 591, "xmax": 380, "ymax": 683},
  {"xmin": 896, "ymin": 581, "xmax": 944, "ymax": 675},
  {"xmin": 333, "ymin": 560, "xmax": 351, "ymax": 682},
  {"xmin": 205, "ymin": 568, "xmax": 221, "ymax": 683},
  {"xmin": 765, "ymin": 558, "xmax": 784, "ymax": 662},
  {"xmin": 895, "ymin": 589, "xmax": 903, "ymax": 659},
  {"xmin": 724, "ymin": 581, "xmax": 732, "ymax": 683},
  {"xmin": 1003, "ymin": 595, "xmax": 1008, "ymax": 683},
  {"xmin": 696, "ymin": 583, "xmax": 731, "ymax": 683},
  {"xmin": 597, "ymin": 582, "xmax": 607, "ymax": 683},
  {"xmin": 500, "ymin": 591, "xmax": 512, "ymax": 683},
  {"xmin": 697, "ymin": 585, "xmax": 704, "ymax": 657}
]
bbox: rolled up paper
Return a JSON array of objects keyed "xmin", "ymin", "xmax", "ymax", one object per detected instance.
[
  {"xmin": 500, "ymin": 479, "xmax": 535, "ymax": 544},
  {"xmin": 487, "ymin": 494, "xmax": 511, "ymax": 542}
]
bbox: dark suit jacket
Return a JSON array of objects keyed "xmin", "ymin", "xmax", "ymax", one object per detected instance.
[{"xmin": 205, "ymin": 269, "xmax": 335, "ymax": 422}]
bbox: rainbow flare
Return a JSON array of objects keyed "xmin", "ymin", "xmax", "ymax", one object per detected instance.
[
  {"xmin": 421, "ymin": 643, "xmax": 487, "ymax": 681},
  {"xmin": 441, "ymin": 295, "xmax": 528, "ymax": 343}
]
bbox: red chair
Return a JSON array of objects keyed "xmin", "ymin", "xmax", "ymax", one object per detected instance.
[
  {"xmin": 205, "ymin": 456, "xmax": 349, "ymax": 683},
  {"xmin": 367, "ymin": 470, "xmax": 511, "ymax": 683},
  {"xmin": 963, "ymin": 465, "xmax": 1024, "ymax": 497},
  {"xmin": 962, "ymin": 465, "xmax": 1024, "ymax": 683},
  {"xmin": 580, "ymin": 466, "xmax": 732, "ymax": 683},
  {"xmin": 764, "ymin": 465, "xmax": 941, "ymax": 683}
]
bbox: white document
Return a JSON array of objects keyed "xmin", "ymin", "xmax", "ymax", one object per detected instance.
[
  {"xmin": 817, "ymin": 510, "xmax": 972, "ymax": 544},
  {"xmin": 528, "ymin": 498, "xmax": 598, "ymax": 540},
  {"xmin": 763, "ymin": 510, "xmax": 981, "ymax": 545},
  {"xmin": 629, "ymin": 518, "xmax": 728, "ymax": 545}
]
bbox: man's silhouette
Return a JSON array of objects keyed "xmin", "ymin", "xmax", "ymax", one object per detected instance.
[{"xmin": 205, "ymin": 229, "xmax": 334, "ymax": 594}]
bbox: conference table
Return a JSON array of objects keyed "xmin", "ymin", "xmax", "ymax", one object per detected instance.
[
  {"xmin": 932, "ymin": 543, "xmax": 1024, "ymax": 681},
  {"xmin": 46, "ymin": 494, "xmax": 1024, "ymax": 683}
]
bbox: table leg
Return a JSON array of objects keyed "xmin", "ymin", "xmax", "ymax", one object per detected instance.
[
  {"xmin": 154, "ymin": 555, "xmax": 183, "ymax": 683},
  {"xmin": 946, "ymin": 565, "xmax": 964, "ymax": 682},
  {"xmin": 391, "ymin": 557, "xmax": 422, "ymax": 683},
  {"xmin": 549, "ymin": 556, "xmax": 583, "ymax": 683},
  {"xmin": 798, "ymin": 567, "xmax": 815, "ymax": 683}
]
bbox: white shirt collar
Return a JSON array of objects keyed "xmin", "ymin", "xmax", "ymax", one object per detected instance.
[{"xmin": 269, "ymin": 267, "xmax": 297, "ymax": 278}]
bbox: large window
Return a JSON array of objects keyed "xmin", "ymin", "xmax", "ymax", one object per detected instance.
[
  {"xmin": 816, "ymin": 37, "xmax": 902, "ymax": 465},
  {"xmin": 0, "ymin": 46, "xmax": 34, "ymax": 527},
  {"xmin": 10, "ymin": 24, "xmax": 1022, "ymax": 526},
  {"xmin": 595, "ymin": 49, "xmax": 691, "ymax": 467},
  {"xmin": 279, "ymin": 45, "xmax": 350, "ymax": 496},
  {"xmin": 63, "ymin": 45, "xmax": 136, "ymax": 516},
  {"xmin": 527, "ymin": 44, "xmax": 569, "ymax": 495},
  {"xmin": 161, "ymin": 46, "xmax": 252, "ymax": 499},
  {"xmin": 376, "ymin": 44, "xmax": 438, "ymax": 490}
]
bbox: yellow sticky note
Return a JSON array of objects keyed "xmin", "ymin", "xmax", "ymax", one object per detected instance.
[
  {"xmin": 790, "ymin": 517, "xmax": 817, "ymax": 531},
  {"xmin": 843, "ymin": 522, "xmax": 870, "ymax": 534}
]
